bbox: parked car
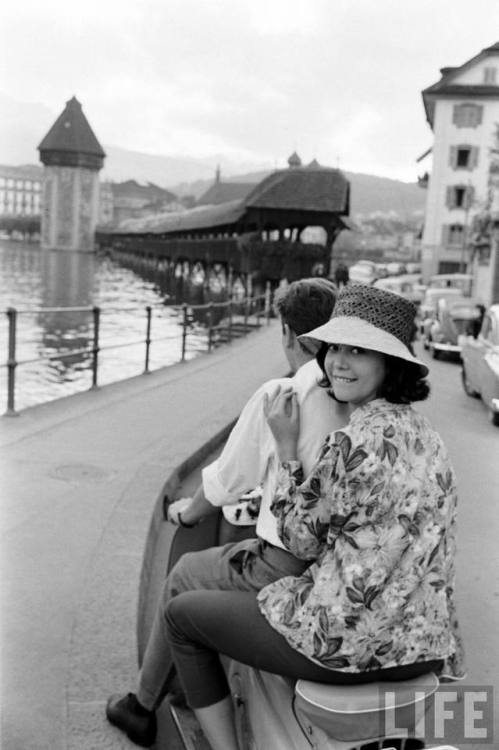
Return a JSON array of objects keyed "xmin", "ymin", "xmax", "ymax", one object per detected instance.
[
  {"xmin": 461, "ymin": 304, "xmax": 499, "ymax": 426},
  {"xmin": 373, "ymin": 273, "xmax": 425, "ymax": 305},
  {"xmin": 348, "ymin": 259, "xmax": 378, "ymax": 285},
  {"xmin": 386, "ymin": 261, "xmax": 407, "ymax": 276},
  {"xmin": 406, "ymin": 262, "xmax": 422, "ymax": 274},
  {"xmin": 428, "ymin": 273, "xmax": 473, "ymax": 297},
  {"xmin": 423, "ymin": 296, "xmax": 484, "ymax": 359},
  {"xmin": 418, "ymin": 287, "xmax": 463, "ymax": 334}
]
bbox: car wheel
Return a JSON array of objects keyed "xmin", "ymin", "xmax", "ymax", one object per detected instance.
[
  {"xmin": 423, "ymin": 337, "xmax": 430, "ymax": 351},
  {"xmin": 488, "ymin": 406, "xmax": 499, "ymax": 427},
  {"xmin": 461, "ymin": 366, "xmax": 479, "ymax": 398}
]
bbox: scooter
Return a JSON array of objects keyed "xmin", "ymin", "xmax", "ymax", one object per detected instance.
[{"xmin": 138, "ymin": 490, "xmax": 460, "ymax": 750}]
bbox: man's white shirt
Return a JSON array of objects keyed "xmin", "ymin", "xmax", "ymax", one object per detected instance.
[{"xmin": 202, "ymin": 359, "xmax": 347, "ymax": 548}]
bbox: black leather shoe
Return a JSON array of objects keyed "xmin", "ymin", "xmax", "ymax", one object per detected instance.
[{"xmin": 106, "ymin": 693, "xmax": 157, "ymax": 747}]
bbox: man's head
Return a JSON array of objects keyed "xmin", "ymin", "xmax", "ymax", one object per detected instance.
[{"xmin": 273, "ymin": 278, "xmax": 338, "ymax": 371}]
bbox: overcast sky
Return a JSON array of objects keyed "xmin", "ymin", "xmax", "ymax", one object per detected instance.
[{"xmin": 2, "ymin": 0, "xmax": 499, "ymax": 181}]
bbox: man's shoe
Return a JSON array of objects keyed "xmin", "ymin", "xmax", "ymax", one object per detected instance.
[{"xmin": 106, "ymin": 693, "xmax": 157, "ymax": 747}]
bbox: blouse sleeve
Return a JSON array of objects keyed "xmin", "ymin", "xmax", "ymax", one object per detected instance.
[{"xmin": 270, "ymin": 429, "xmax": 370, "ymax": 560}]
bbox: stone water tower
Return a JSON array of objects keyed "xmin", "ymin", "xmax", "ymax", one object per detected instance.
[{"xmin": 38, "ymin": 96, "xmax": 105, "ymax": 251}]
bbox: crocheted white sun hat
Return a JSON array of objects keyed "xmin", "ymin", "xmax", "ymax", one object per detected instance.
[{"xmin": 302, "ymin": 283, "xmax": 428, "ymax": 377}]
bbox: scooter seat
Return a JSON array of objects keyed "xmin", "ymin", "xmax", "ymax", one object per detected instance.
[{"xmin": 295, "ymin": 672, "xmax": 439, "ymax": 742}]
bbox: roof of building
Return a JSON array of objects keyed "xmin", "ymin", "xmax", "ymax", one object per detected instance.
[
  {"xmin": 287, "ymin": 151, "xmax": 302, "ymax": 167},
  {"xmin": 38, "ymin": 97, "xmax": 106, "ymax": 158},
  {"xmin": 244, "ymin": 165, "xmax": 349, "ymax": 213},
  {"xmin": 422, "ymin": 42, "xmax": 499, "ymax": 127},
  {"xmin": 196, "ymin": 181, "xmax": 256, "ymax": 206},
  {"xmin": 114, "ymin": 199, "xmax": 246, "ymax": 234},
  {"xmin": 0, "ymin": 164, "xmax": 43, "ymax": 181},
  {"xmin": 110, "ymin": 179, "xmax": 177, "ymax": 202},
  {"xmin": 108, "ymin": 164, "xmax": 349, "ymax": 236}
]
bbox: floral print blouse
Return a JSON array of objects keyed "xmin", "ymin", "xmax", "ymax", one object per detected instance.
[{"xmin": 257, "ymin": 399, "xmax": 465, "ymax": 679}]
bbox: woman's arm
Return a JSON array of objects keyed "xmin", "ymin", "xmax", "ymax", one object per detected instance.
[
  {"xmin": 270, "ymin": 442, "xmax": 338, "ymax": 559},
  {"xmin": 265, "ymin": 386, "xmax": 338, "ymax": 560}
]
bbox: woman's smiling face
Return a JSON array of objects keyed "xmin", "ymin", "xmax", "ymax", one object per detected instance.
[{"xmin": 324, "ymin": 344, "xmax": 387, "ymax": 409}]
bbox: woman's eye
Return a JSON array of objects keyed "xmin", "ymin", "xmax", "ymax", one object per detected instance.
[
  {"xmin": 351, "ymin": 347, "xmax": 365, "ymax": 355},
  {"xmin": 328, "ymin": 344, "xmax": 339, "ymax": 352}
]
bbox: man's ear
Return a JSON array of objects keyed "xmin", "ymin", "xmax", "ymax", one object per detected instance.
[{"xmin": 283, "ymin": 323, "xmax": 296, "ymax": 348}]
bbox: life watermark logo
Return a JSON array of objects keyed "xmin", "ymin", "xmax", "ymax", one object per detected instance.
[{"xmin": 379, "ymin": 685, "xmax": 494, "ymax": 744}]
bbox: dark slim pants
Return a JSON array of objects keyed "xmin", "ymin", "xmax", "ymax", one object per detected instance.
[{"xmin": 166, "ymin": 589, "xmax": 442, "ymax": 709}]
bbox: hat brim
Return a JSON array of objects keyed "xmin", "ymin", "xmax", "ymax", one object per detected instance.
[{"xmin": 302, "ymin": 316, "xmax": 429, "ymax": 377}]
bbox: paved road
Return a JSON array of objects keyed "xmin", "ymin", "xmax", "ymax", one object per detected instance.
[
  {"xmin": 0, "ymin": 321, "xmax": 286, "ymax": 750},
  {"xmin": 1, "ymin": 326, "xmax": 497, "ymax": 750},
  {"xmin": 413, "ymin": 341, "xmax": 499, "ymax": 749}
]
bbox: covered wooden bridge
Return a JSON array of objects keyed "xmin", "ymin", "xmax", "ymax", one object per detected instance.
[{"xmin": 97, "ymin": 159, "xmax": 351, "ymax": 299}]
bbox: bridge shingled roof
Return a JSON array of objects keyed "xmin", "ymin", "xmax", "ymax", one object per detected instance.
[
  {"xmin": 197, "ymin": 182, "xmax": 255, "ymax": 206},
  {"xmin": 244, "ymin": 166, "xmax": 349, "ymax": 213},
  {"xmin": 38, "ymin": 97, "xmax": 106, "ymax": 157},
  {"xmin": 106, "ymin": 164, "xmax": 349, "ymax": 235}
]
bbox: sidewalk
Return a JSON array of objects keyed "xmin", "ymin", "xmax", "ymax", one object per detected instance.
[{"xmin": 0, "ymin": 321, "xmax": 286, "ymax": 750}]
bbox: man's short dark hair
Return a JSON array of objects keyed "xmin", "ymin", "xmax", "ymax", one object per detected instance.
[{"xmin": 273, "ymin": 278, "xmax": 338, "ymax": 336}]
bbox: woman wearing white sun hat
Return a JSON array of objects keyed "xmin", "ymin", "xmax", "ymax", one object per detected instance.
[{"xmin": 121, "ymin": 285, "xmax": 467, "ymax": 750}]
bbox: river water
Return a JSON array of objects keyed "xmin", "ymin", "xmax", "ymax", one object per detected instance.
[{"xmin": 0, "ymin": 240, "xmax": 208, "ymax": 412}]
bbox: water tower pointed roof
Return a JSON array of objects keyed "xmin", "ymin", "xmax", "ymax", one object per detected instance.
[{"xmin": 38, "ymin": 96, "xmax": 105, "ymax": 170}]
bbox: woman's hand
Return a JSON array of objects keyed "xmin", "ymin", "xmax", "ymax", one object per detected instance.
[{"xmin": 263, "ymin": 385, "xmax": 299, "ymax": 463}]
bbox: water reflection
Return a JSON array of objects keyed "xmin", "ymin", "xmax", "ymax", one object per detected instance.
[{"xmin": 0, "ymin": 241, "xmax": 207, "ymax": 411}]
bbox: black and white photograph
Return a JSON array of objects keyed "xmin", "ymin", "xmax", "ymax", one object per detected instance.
[{"xmin": 1, "ymin": 1, "xmax": 498, "ymax": 749}]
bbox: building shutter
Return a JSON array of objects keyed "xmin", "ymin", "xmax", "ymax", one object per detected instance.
[
  {"xmin": 449, "ymin": 146, "xmax": 457, "ymax": 169},
  {"xmin": 470, "ymin": 147, "xmax": 479, "ymax": 169},
  {"xmin": 445, "ymin": 186, "xmax": 455, "ymax": 208},
  {"xmin": 466, "ymin": 185, "xmax": 475, "ymax": 209}
]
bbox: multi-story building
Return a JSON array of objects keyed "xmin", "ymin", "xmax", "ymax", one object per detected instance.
[
  {"xmin": 420, "ymin": 42, "xmax": 499, "ymax": 298},
  {"xmin": 0, "ymin": 164, "xmax": 42, "ymax": 218}
]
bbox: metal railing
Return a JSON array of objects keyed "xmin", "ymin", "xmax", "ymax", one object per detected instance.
[{"xmin": 2, "ymin": 285, "xmax": 272, "ymax": 416}]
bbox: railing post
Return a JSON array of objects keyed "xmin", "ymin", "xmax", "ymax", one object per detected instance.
[
  {"xmin": 91, "ymin": 306, "xmax": 100, "ymax": 389},
  {"xmin": 144, "ymin": 305, "xmax": 152, "ymax": 373},
  {"xmin": 181, "ymin": 303, "xmax": 188, "ymax": 362},
  {"xmin": 264, "ymin": 282, "xmax": 272, "ymax": 325},
  {"xmin": 227, "ymin": 299, "xmax": 233, "ymax": 342},
  {"xmin": 5, "ymin": 307, "xmax": 18, "ymax": 416},
  {"xmin": 244, "ymin": 294, "xmax": 249, "ymax": 331},
  {"xmin": 207, "ymin": 302, "xmax": 214, "ymax": 352}
]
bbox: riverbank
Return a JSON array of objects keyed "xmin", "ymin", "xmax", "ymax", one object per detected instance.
[{"xmin": 0, "ymin": 320, "xmax": 285, "ymax": 750}]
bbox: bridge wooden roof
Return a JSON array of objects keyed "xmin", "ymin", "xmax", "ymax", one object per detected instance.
[{"xmin": 108, "ymin": 164, "xmax": 349, "ymax": 237}]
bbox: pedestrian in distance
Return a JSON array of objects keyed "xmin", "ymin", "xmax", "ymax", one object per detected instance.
[
  {"xmin": 106, "ymin": 277, "xmax": 350, "ymax": 747},
  {"xmin": 147, "ymin": 284, "xmax": 466, "ymax": 750},
  {"xmin": 334, "ymin": 261, "xmax": 349, "ymax": 288}
]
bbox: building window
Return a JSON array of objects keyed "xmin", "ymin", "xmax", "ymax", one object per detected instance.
[
  {"xmin": 449, "ymin": 145, "xmax": 478, "ymax": 170},
  {"xmin": 444, "ymin": 223, "xmax": 465, "ymax": 246},
  {"xmin": 484, "ymin": 67, "xmax": 497, "ymax": 84},
  {"xmin": 446, "ymin": 184, "xmax": 474, "ymax": 209},
  {"xmin": 453, "ymin": 103, "xmax": 483, "ymax": 128}
]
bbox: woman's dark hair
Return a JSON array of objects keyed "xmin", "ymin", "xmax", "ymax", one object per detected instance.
[{"xmin": 315, "ymin": 342, "xmax": 430, "ymax": 404}]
